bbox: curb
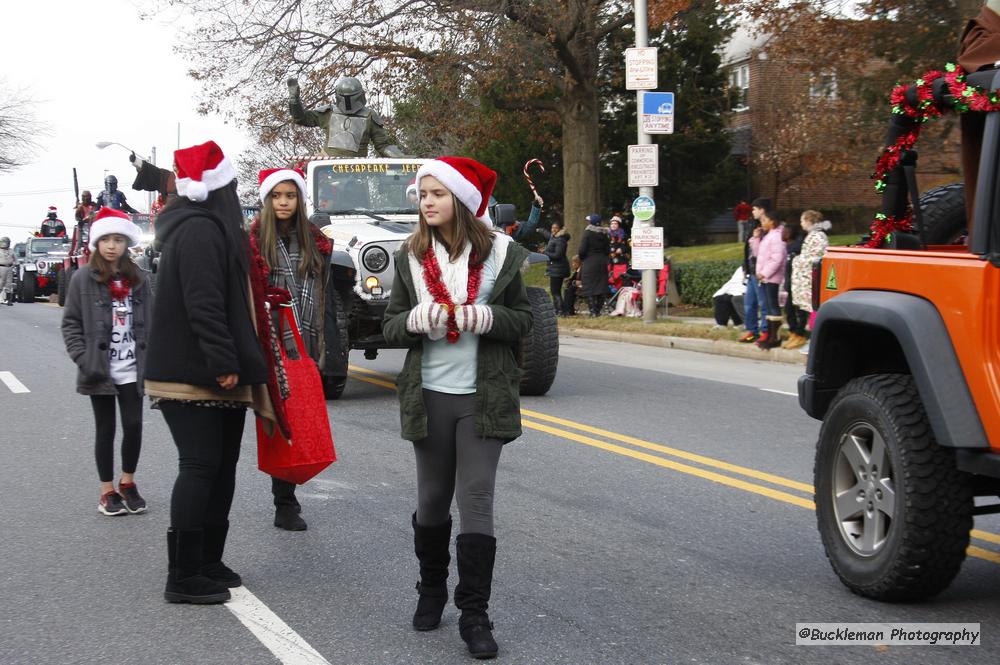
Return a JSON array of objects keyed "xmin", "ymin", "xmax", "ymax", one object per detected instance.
[{"xmin": 559, "ymin": 327, "xmax": 807, "ymax": 365}]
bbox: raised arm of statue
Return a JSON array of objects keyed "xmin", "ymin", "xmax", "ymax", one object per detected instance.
[{"xmin": 287, "ymin": 77, "xmax": 327, "ymax": 129}]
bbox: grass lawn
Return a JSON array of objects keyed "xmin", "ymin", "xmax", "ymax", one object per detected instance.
[
  {"xmin": 558, "ymin": 315, "xmax": 742, "ymax": 341},
  {"xmin": 666, "ymin": 234, "xmax": 860, "ymax": 264}
]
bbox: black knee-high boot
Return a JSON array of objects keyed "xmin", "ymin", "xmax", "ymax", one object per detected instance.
[
  {"xmin": 202, "ymin": 521, "xmax": 242, "ymax": 588},
  {"xmin": 412, "ymin": 513, "xmax": 452, "ymax": 631},
  {"xmin": 455, "ymin": 533, "xmax": 498, "ymax": 659},
  {"xmin": 164, "ymin": 528, "xmax": 231, "ymax": 604}
]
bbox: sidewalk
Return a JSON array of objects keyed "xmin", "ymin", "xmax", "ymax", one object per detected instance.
[{"xmin": 559, "ymin": 315, "xmax": 807, "ymax": 365}]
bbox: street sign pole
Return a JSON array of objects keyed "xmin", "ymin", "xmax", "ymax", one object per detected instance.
[{"xmin": 635, "ymin": 0, "xmax": 660, "ymax": 322}]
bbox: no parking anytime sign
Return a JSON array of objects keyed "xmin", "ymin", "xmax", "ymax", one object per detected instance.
[{"xmin": 631, "ymin": 226, "xmax": 664, "ymax": 270}]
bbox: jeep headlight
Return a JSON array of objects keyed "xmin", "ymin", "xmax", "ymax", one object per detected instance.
[
  {"xmin": 36, "ymin": 260, "xmax": 47, "ymax": 272},
  {"xmin": 361, "ymin": 245, "xmax": 389, "ymax": 273}
]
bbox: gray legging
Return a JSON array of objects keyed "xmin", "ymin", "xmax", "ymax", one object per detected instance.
[{"xmin": 413, "ymin": 389, "xmax": 504, "ymax": 536}]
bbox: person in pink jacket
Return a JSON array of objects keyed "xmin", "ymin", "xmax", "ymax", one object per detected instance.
[{"xmin": 754, "ymin": 209, "xmax": 787, "ymax": 349}]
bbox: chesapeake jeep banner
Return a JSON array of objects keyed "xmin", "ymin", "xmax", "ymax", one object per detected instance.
[{"xmin": 796, "ymin": 623, "xmax": 980, "ymax": 646}]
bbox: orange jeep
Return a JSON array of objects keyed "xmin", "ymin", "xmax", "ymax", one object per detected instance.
[{"xmin": 799, "ymin": 66, "xmax": 1000, "ymax": 601}]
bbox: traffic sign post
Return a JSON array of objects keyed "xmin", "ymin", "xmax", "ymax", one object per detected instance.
[
  {"xmin": 641, "ymin": 91, "xmax": 675, "ymax": 135},
  {"xmin": 625, "ymin": 47, "xmax": 658, "ymax": 90}
]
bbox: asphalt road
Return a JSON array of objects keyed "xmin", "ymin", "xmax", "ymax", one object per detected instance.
[{"xmin": 1, "ymin": 301, "xmax": 998, "ymax": 665}]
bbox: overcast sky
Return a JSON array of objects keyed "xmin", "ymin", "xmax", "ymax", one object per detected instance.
[{"xmin": 0, "ymin": 0, "xmax": 249, "ymax": 242}]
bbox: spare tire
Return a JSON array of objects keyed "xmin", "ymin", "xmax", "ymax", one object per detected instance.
[
  {"xmin": 519, "ymin": 286, "xmax": 558, "ymax": 396},
  {"xmin": 918, "ymin": 182, "xmax": 966, "ymax": 245}
]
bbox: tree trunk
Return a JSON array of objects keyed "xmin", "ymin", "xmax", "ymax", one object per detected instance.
[{"xmin": 561, "ymin": 80, "xmax": 602, "ymax": 257}]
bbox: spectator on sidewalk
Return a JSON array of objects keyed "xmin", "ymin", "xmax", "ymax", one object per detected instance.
[
  {"xmin": 791, "ymin": 210, "xmax": 832, "ymax": 354},
  {"xmin": 755, "ymin": 209, "xmax": 787, "ymax": 349},
  {"xmin": 712, "ymin": 266, "xmax": 745, "ymax": 329},
  {"xmin": 739, "ymin": 197, "xmax": 769, "ymax": 343},
  {"xmin": 781, "ymin": 222, "xmax": 808, "ymax": 349},
  {"xmin": 563, "ymin": 255, "xmax": 582, "ymax": 316},
  {"xmin": 578, "ymin": 213, "xmax": 610, "ymax": 316},
  {"xmin": 540, "ymin": 221, "xmax": 570, "ymax": 314},
  {"xmin": 734, "ymin": 199, "xmax": 752, "ymax": 243}
]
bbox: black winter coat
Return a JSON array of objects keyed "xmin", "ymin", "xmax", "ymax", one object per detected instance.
[
  {"xmin": 61, "ymin": 267, "xmax": 152, "ymax": 395},
  {"xmin": 144, "ymin": 206, "xmax": 267, "ymax": 388},
  {"xmin": 578, "ymin": 225, "xmax": 610, "ymax": 297},
  {"xmin": 542, "ymin": 230, "xmax": 570, "ymax": 278}
]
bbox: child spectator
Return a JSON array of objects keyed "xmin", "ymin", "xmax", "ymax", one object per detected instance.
[
  {"xmin": 791, "ymin": 210, "xmax": 832, "ymax": 353},
  {"xmin": 712, "ymin": 266, "xmax": 745, "ymax": 328},
  {"xmin": 755, "ymin": 209, "xmax": 787, "ymax": 349},
  {"xmin": 563, "ymin": 255, "xmax": 582, "ymax": 316},
  {"xmin": 781, "ymin": 223, "xmax": 807, "ymax": 349}
]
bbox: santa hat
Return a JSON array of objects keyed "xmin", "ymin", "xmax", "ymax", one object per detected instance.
[
  {"xmin": 258, "ymin": 168, "xmax": 307, "ymax": 203},
  {"xmin": 173, "ymin": 140, "xmax": 236, "ymax": 202},
  {"xmin": 88, "ymin": 207, "xmax": 142, "ymax": 251},
  {"xmin": 405, "ymin": 179, "xmax": 417, "ymax": 199},
  {"xmin": 415, "ymin": 157, "xmax": 497, "ymax": 225},
  {"xmin": 47, "ymin": 206, "xmax": 58, "ymax": 215}
]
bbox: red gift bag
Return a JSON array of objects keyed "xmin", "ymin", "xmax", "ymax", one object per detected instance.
[{"xmin": 257, "ymin": 307, "xmax": 336, "ymax": 484}]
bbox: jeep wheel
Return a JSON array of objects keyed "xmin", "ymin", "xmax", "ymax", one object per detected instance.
[
  {"xmin": 814, "ymin": 373, "xmax": 972, "ymax": 601},
  {"xmin": 919, "ymin": 182, "xmax": 966, "ymax": 245},
  {"xmin": 19, "ymin": 273, "xmax": 36, "ymax": 303},
  {"xmin": 519, "ymin": 286, "xmax": 558, "ymax": 396},
  {"xmin": 323, "ymin": 288, "xmax": 351, "ymax": 401},
  {"xmin": 57, "ymin": 267, "xmax": 73, "ymax": 307}
]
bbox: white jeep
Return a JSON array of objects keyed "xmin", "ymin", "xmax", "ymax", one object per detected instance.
[{"xmin": 304, "ymin": 157, "xmax": 558, "ymax": 399}]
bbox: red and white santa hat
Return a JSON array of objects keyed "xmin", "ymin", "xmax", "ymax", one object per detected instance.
[
  {"xmin": 88, "ymin": 207, "xmax": 143, "ymax": 251},
  {"xmin": 405, "ymin": 179, "xmax": 417, "ymax": 200},
  {"xmin": 415, "ymin": 157, "xmax": 497, "ymax": 225},
  {"xmin": 47, "ymin": 206, "xmax": 58, "ymax": 215},
  {"xmin": 173, "ymin": 140, "xmax": 236, "ymax": 202},
  {"xmin": 258, "ymin": 168, "xmax": 307, "ymax": 203}
]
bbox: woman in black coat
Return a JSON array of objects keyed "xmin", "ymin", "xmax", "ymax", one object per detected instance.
[
  {"xmin": 577, "ymin": 214, "xmax": 610, "ymax": 316},
  {"xmin": 541, "ymin": 221, "xmax": 570, "ymax": 314},
  {"xmin": 145, "ymin": 141, "xmax": 268, "ymax": 605}
]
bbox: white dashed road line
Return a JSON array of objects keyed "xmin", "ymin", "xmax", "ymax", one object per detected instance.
[
  {"xmin": 0, "ymin": 371, "xmax": 29, "ymax": 393},
  {"xmin": 760, "ymin": 388, "xmax": 797, "ymax": 397},
  {"xmin": 226, "ymin": 586, "xmax": 332, "ymax": 665}
]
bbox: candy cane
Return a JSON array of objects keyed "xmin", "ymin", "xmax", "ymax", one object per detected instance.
[{"xmin": 523, "ymin": 158, "xmax": 545, "ymax": 204}]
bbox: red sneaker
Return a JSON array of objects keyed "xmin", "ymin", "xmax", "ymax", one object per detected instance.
[{"xmin": 738, "ymin": 332, "xmax": 758, "ymax": 343}]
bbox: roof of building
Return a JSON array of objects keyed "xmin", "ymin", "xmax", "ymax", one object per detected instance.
[{"xmin": 720, "ymin": 24, "xmax": 772, "ymax": 66}]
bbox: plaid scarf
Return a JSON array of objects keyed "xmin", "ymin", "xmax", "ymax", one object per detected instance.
[{"xmin": 270, "ymin": 234, "xmax": 321, "ymax": 358}]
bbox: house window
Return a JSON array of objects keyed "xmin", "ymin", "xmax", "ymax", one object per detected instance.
[
  {"xmin": 729, "ymin": 64, "xmax": 749, "ymax": 111},
  {"xmin": 809, "ymin": 72, "xmax": 838, "ymax": 100}
]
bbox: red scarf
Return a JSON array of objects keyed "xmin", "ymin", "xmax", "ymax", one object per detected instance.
[
  {"xmin": 421, "ymin": 246, "xmax": 483, "ymax": 343},
  {"xmin": 108, "ymin": 277, "xmax": 131, "ymax": 302}
]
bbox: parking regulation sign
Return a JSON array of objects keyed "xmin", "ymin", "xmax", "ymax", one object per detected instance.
[
  {"xmin": 627, "ymin": 145, "xmax": 658, "ymax": 188},
  {"xmin": 641, "ymin": 91, "xmax": 675, "ymax": 135}
]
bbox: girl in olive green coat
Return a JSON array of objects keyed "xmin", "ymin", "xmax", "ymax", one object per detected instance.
[{"xmin": 383, "ymin": 157, "xmax": 532, "ymax": 660}]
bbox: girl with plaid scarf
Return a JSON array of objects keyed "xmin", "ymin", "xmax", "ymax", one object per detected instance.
[{"xmin": 249, "ymin": 168, "xmax": 332, "ymax": 532}]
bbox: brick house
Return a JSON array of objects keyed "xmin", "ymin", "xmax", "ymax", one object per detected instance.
[{"xmin": 720, "ymin": 26, "xmax": 961, "ymax": 224}]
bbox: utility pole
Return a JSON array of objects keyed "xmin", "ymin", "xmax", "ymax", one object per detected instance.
[{"xmin": 635, "ymin": 0, "xmax": 659, "ymax": 323}]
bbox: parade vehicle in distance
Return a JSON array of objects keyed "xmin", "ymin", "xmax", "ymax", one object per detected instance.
[
  {"xmin": 799, "ymin": 66, "xmax": 1000, "ymax": 601},
  {"xmin": 15, "ymin": 236, "xmax": 70, "ymax": 303},
  {"xmin": 303, "ymin": 157, "xmax": 558, "ymax": 399}
]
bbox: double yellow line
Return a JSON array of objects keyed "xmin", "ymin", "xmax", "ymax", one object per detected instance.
[{"xmin": 346, "ymin": 365, "xmax": 1000, "ymax": 566}]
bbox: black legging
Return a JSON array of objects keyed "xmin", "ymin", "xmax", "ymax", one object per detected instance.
[
  {"xmin": 159, "ymin": 402, "xmax": 246, "ymax": 529},
  {"xmin": 89, "ymin": 383, "xmax": 142, "ymax": 483},
  {"xmin": 762, "ymin": 282, "xmax": 781, "ymax": 317},
  {"xmin": 549, "ymin": 276, "xmax": 565, "ymax": 312}
]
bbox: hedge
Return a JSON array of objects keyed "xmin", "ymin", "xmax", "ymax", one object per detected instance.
[{"xmin": 673, "ymin": 259, "xmax": 742, "ymax": 307}]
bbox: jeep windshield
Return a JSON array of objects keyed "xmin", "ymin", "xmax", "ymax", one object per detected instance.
[
  {"xmin": 28, "ymin": 239, "xmax": 69, "ymax": 254},
  {"xmin": 313, "ymin": 162, "xmax": 422, "ymax": 216}
]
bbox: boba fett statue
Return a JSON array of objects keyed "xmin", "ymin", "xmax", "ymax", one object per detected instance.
[{"xmin": 288, "ymin": 77, "xmax": 405, "ymax": 158}]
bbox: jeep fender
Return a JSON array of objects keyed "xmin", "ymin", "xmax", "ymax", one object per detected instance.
[
  {"xmin": 799, "ymin": 290, "xmax": 988, "ymax": 449},
  {"xmin": 330, "ymin": 250, "xmax": 355, "ymax": 270}
]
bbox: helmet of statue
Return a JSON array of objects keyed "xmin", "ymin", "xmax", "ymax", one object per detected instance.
[
  {"xmin": 334, "ymin": 77, "xmax": 367, "ymax": 115},
  {"xmin": 0, "ymin": 237, "xmax": 9, "ymax": 249},
  {"xmin": 105, "ymin": 175, "xmax": 118, "ymax": 191}
]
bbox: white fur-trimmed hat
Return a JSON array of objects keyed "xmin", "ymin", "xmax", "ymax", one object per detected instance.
[
  {"xmin": 173, "ymin": 140, "xmax": 236, "ymax": 202},
  {"xmin": 88, "ymin": 207, "xmax": 142, "ymax": 251},
  {"xmin": 258, "ymin": 167, "xmax": 307, "ymax": 203},
  {"xmin": 415, "ymin": 157, "xmax": 497, "ymax": 225}
]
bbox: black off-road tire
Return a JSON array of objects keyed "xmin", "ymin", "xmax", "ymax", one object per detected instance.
[
  {"xmin": 19, "ymin": 273, "xmax": 36, "ymax": 303},
  {"xmin": 322, "ymin": 288, "xmax": 350, "ymax": 401},
  {"xmin": 57, "ymin": 267, "xmax": 74, "ymax": 306},
  {"xmin": 814, "ymin": 373, "xmax": 973, "ymax": 601},
  {"xmin": 918, "ymin": 182, "xmax": 966, "ymax": 245},
  {"xmin": 519, "ymin": 286, "xmax": 558, "ymax": 396}
]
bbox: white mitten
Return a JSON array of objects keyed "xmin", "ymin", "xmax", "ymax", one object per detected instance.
[
  {"xmin": 406, "ymin": 302, "xmax": 448, "ymax": 340},
  {"xmin": 454, "ymin": 304, "xmax": 494, "ymax": 335}
]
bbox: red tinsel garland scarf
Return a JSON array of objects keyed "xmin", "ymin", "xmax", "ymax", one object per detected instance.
[
  {"xmin": 421, "ymin": 246, "xmax": 483, "ymax": 344},
  {"xmin": 867, "ymin": 63, "xmax": 1000, "ymax": 247}
]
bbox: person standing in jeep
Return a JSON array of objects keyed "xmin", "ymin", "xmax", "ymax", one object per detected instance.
[
  {"xmin": 248, "ymin": 167, "xmax": 332, "ymax": 532},
  {"xmin": 0, "ymin": 237, "xmax": 15, "ymax": 306}
]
